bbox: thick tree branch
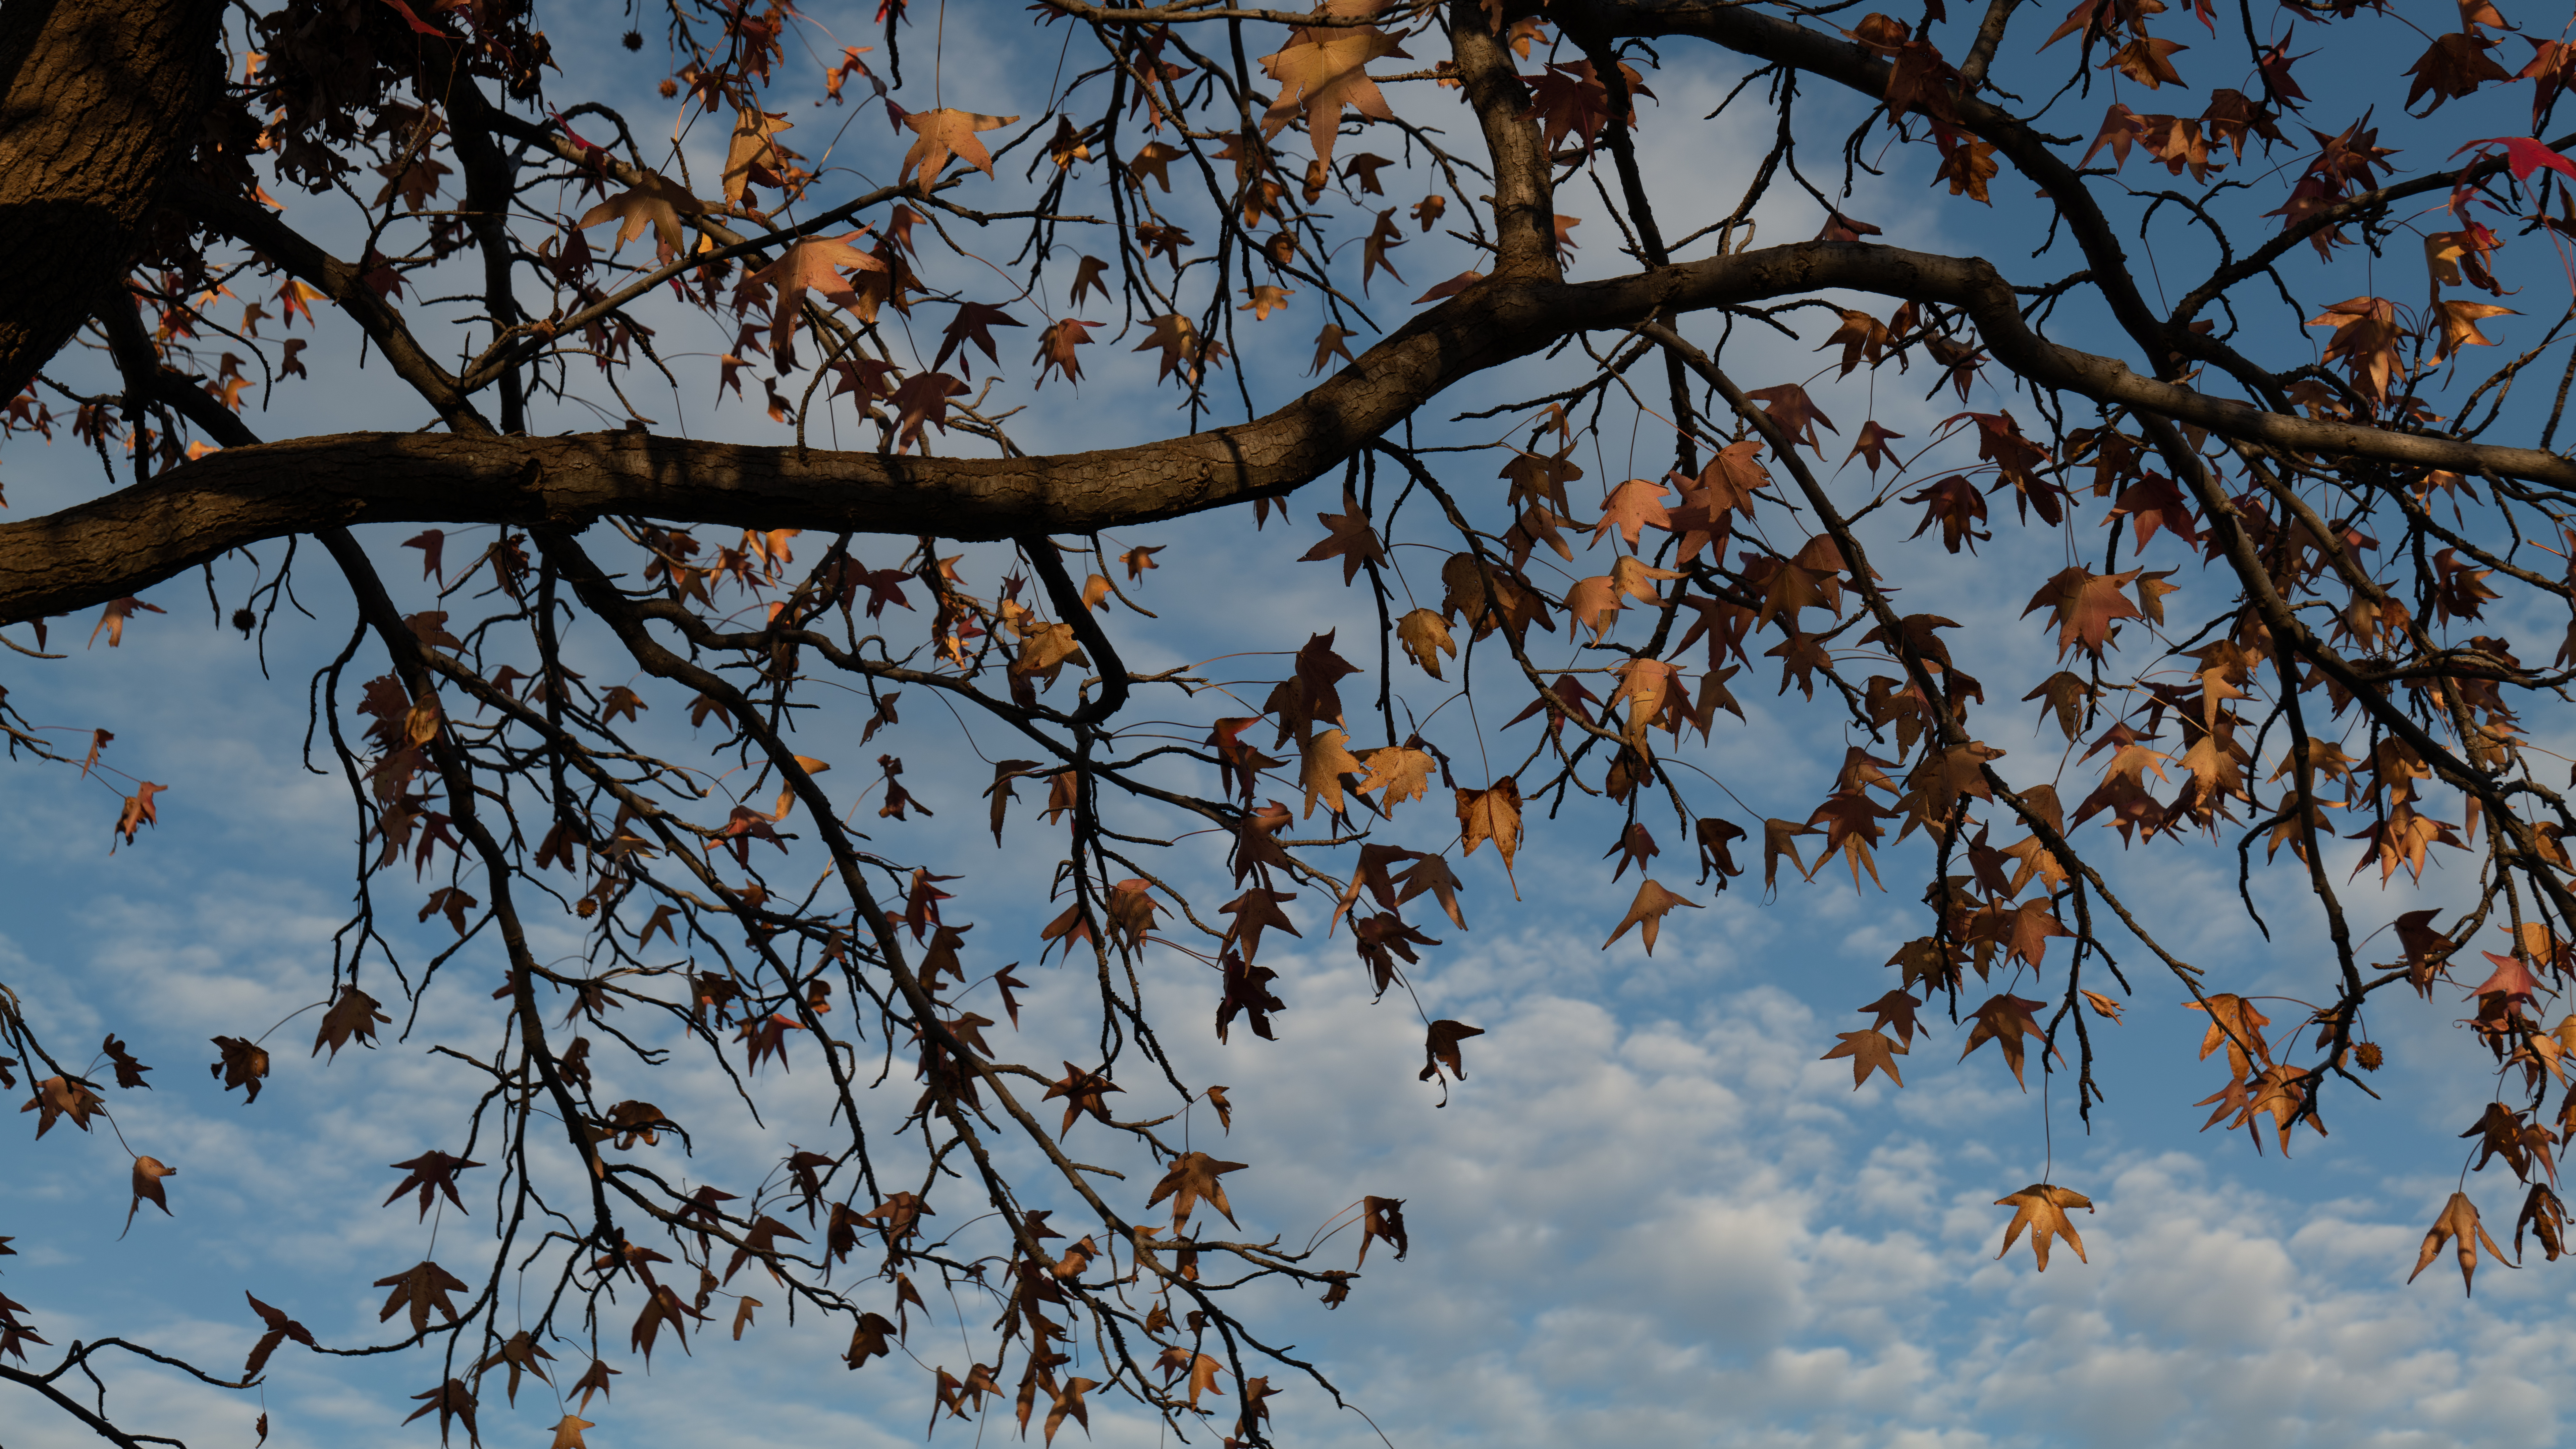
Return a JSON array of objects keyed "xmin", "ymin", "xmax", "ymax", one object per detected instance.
[
  {"xmin": 0, "ymin": 0, "xmax": 224, "ymax": 399},
  {"xmin": 12, "ymin": 240, "xmax": 2576, "ymax": 624}
]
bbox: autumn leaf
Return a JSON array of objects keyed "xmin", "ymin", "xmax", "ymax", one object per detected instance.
[
  {"xmin": 402, "ymin": 1378, "xmax": 479, "ymax": 1445},
  {"xmin": 22, "ymin": 1075, "xmax": 102, "ymax": 1138},
  {"xmin": 1456, "ymin": 777, "xmax": 1524, "ymax": 874},
  {"xmin": 314, "ymin": 986, "xmax": 391, "ymax": 1060},
  {"xmin": 1396, "ymin": 608, "xmax": 1455, "ymax": 678},
  {"xmin": 1993, "ymin": 1183, "xmax": 2093, "ymax": 1270},
  {"xmin": 242, "ymin": 1293, "xmax": 316, "ymax": 1378},
  {"xmin": 1258, "ymin": 3, "xmax": 1409, "ymax": 171},
  {"xmin": 1418, "ymin": 1019, "xmax": 1484, "ymax": 1084},
  {"xmin": 1961, "ymin": 994, "xmax": 2052, "ymax": 1089},
  {"xmin": 2429, "ymin": 299, "xmax": 2515, "ymax": 363},
  {"xmin": 900, "ymin": 108, "xmax": 1019, "ymax": 185},
  {"xmin": 375, "ymin": 1260, "xmax": 471, "ymax": 1335},
  {"xmin": 385, "ymin": 1150, "xmax": 483, "ymax": 1220},
  {"xmin": 1822, "ymin": 1029, "xmax": 1907, "ymax": 1088},
  {"xmin": 1298, "ymin": 727, "xmax": 1366, "ymax": 819},
  {"xmin": 575, "ymin": 171, "xmax": 704, "ymax": 254},
  {"xmin": 1146, "ymin": 1150, "xmax": 1246, "ymax": 1229},
  {"xmin": 749, "ymin": 233, "xmax": 885, "ymax": 354},
  {"xmin": 1355, "ymin": 744, "xmax": 1434, "ymax": 811},
  {"xmin": 1299, "ymin": 487, "xmax": 1385, "ymax": 584},
  {"xmin": 122, "ymin": 1156, "xmax": 176, "ymax": 1234},
  {"xmin": 2411, "ymin": 1190, "xmax": 2511, "ymax": 1294},
  {"xmin": 1601, "ymin": 878, "xmax": 1700, "ymax": 954},
  {"xmin": 476, "ymin": 1330, "xmax": 557, "ymax": 1404}
]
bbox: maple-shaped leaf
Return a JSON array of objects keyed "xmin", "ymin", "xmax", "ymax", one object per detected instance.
[
  {"xmin": 2406, "ymin": 31, "xmax": 2512, "ymax": 112},
  {"xmin": 1042, "ymin": 1062, "xmax": 1124, "ymax": 1136},
  {"xmin": 375, "ymin": 1260, "xmax": 471, "ymax": 1336},
  {"xmin": 1822, "ymin": 1028, "xmax": 1907, "ymax": 1088},
  {"xmin": 2469, "ymin": 950, "xmax": 2543, "ymax": 1010},
  {"xmin": 1300, "ymin": 486, "xmax": 1385, "ymax": 584},
  {"xmin": 403, "ymin": 1378, "xmax": 479, "ymax": 1445},
  {"xmin": 22, "ymin": 1075, "xmax": 102, "ymax": 1138},
  {"xmin": 1356, "ymin": 745, "xmax": 1435, "ymax": 811},
  {"xmin": 933, "ymin": 300, "xmax": 1024, "ymax": 378},
  {"xmin": 1602, "ymin": 878, "xmax": 1700, "ymax": 954},
  {"xmin": 314, "ymin": 985, "xmax": 390, "ymax": 1059},
  {"xmin": 900, "ymin": 108, "xmax": 1018, "ymax": 185},
  {"xmin": 721, "ymin": 106, "xmax": 798, "ymax": 205},
  {"xmin": 1860, "ymin": 989, "xmax": 1925, "ymax": 1045},
  {"xmin": 629, "ymin": 1283, "xmax": 705, "ymax": 1363},
  {"xmin": 1146, "ymin": 1150, "xmax": 1246, "ymax": 1229},
  {"xmin": 1241, "ymin": 284, "xmax": 1295, "ymax": 320},
  {"xmin": 474, "ymin": 1329, "xmax": 556, "ymax": 1405},
  {"xmin": 243, "ymin": 1292, "xmax": 317, "ymax": 1378},
  {"xmin": 2022, "ymin": 565, "xmax": 2142, "ymax": 657},
  {"xmin": 1393, "ymin": 853, "xmax": 1468, "ymax": 930},
  {"xmin": 749, "ymin": 233, "xmax": 886, "ymax": 356},
  {"xmin": 569, "ymin": 1357, "xmax": 620, "ymax": 1409},
  {"xmin": 2456, "ymin": 134, "xmax": 2576, "ymax": 184},
  {"xmin": 2429, "ymin": 300, "xmax": 2515, "ymax": 363},
  {"xmin": 1592, "ymin": 477, "xmax": 1673, "ymax": 547},
  {"xmin": 1762, "ymin": 817, "xmax": 1820, "ymax": 891},
  {"xmin": 1298, "ymin": 727, "xmax": 1366, "ymax": 820},
  {"xmin": 2411, "ymin": 1190, "xmax": 2511, "ymax": 1294},
  {"xmin": 2104, "ymin": 34, "xmax": 2188, "ymax": 88},
  {"xmin": 1961, "ymin": 994, "xmax": 2053, "ymax": 1088},
  {"xmin": 888, "ymin": 371, "xmax": 969, "ymax": 453},
  {"xmin": 718, "ymin": 1214, "xmax": 808, "ymax": 1286},
  {"xmin": 1258, "ymin": 2, "xmax": 1409, "ymax": 171},
  {"xmin": 385, "ymin": 1150, "xmax": 484, "ymax": 1220},
  {"xmin": 549, "ymin": 1416, "xmax": 594, "ymax": 1449},
  {"xmin": 574, "ymin": 171, "xmax": 704, "ymax": 254},
  {"xmin": 1742, "ymin": 384, "xmax": 1837, "ymax": 454},
  {"xmin": 1044, "ymin": 1375, "xmax": 1098, "ymax": 1445},
  {"xmin": 1031, "ymin": 318, "xmax": 1101, "ymax": 387},
  {"xmin": 1846, "ymin": 420, "xmax": 1906, "ymax": 476},
  {"xmin": 843, "ymin": 1311, "xmax": 899, "ymax": 1368},
  {"xmin": 1993, "ymin": 1183, "xmax": 2092, "ymax": 1270},
  {"xmin": 1934, "ymin": 134, "xmax": 1999, "ymax": 201},
  {"xmin": 1310, "ymin": 322, "xmax": 1358, "ymax": 374}
]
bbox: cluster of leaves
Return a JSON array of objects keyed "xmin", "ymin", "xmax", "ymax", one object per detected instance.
[{"xmin": 15, "ymin": 0, "xmax": 2576, "ymax": 1437}]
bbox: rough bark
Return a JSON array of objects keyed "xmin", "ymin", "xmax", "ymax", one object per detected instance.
[
  {"xmin": 11, "ymin": 240, "xmax": 2575, "ymax": 626},
  {"xmin": 0, "ymin": 0, "xmax": 227, "ymax": 401}
]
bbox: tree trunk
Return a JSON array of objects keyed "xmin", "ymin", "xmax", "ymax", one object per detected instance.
[{"xmin": 0, "ymin": 0, "xmax": 225, "ymax": 401}]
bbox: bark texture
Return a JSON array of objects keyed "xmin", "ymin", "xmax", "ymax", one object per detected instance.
[
  {"xmin": 0, "ymin": 0, "xmax": 226, "ymax": 401},
  {"xmin": 11, "ymin": 240, "xmax": 2576, "ymax": 626}
]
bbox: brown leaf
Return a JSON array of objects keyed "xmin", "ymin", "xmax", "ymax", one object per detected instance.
[
  {"xmin": 2410, "ymin": 1190, "xmax": 2511, "ymax": 1294},
  {"xmin": 1601, "ymin": 878, "xmax": 1701, "ymax": 954},
  {"xmin": 1822, "ymin": 1029, "xmax": 1907, "ymax": 1088},
  {"xmin": 1993, "ymin": 1183, "xmax": 2093, "ymax": 1270},
  {"xmin": 1455, "ymin": 776, "xmax": 1523, "ymax": 871},
  {"xmin": 1145, "ymin": 1151, "xmax": 1247, "ymax": 1229},
  {"xmin": 315, "ymin": 986, "xmax": 390, "ymax": 1059},
  {"xmin": 1418, "ymin": 1019, "xmax": 1484, "ymax": 1085},
  {"xmin": 375, "ymin": 1260, "xmax": 471, "ymax": 1336},
  {"xmin": 123, "ymin": 1155, "xmax": 176, "ymax": 1234},
  {"xmin": 899, "ymin": 108, "xmax": 1018, "ymax": 185}
]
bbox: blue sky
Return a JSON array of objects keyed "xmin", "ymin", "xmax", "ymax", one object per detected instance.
[{"xmin": 9, "ymin": 0, "xmax": 2576, "ymax": 1446}]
